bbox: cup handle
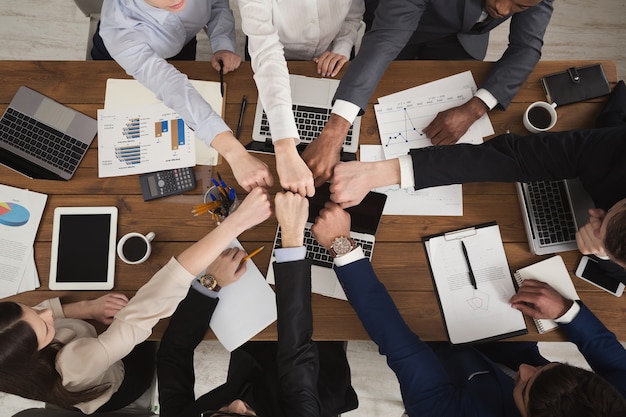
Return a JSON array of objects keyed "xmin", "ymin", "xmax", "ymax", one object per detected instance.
[
  {"xmin": 145, "ymin": 232, "xmax": 156, "ymax": 242},
  {"xmin": 550, "ymin": 102, "xmax": 557, "ymax": 109}
]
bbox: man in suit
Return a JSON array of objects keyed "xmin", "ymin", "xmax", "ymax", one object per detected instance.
[
  {"xmin": 311, "ymin": 202, "xmax": 626, "ymax": 417},
  {"xmin": 156, "ymin": 192, "xmax": 357, "ymax": 417},
  {"xmin": 302, "ymin": 0, "xmax": 554, "ymax": 186}
]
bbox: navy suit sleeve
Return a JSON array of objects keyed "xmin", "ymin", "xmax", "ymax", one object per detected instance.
[
  {"xmin": 273, "ymin": 260, "xmax": 321, "ymax": 416},
  {"xmin": 560, "ymin": 302, "xmax": 626, "ymax": 397},
  {"xmin": 480, "ymin": 0, "xmax": 554, "ymax": 108}
]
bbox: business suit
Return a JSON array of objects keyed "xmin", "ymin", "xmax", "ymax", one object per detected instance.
[
  {"xmin": 335, "ymin": 0, "xmax": 554, "ymax": 112},
  {"xmin": 334, "ymin": 258, "xmax": 626, "ymax": 416},
  {"xmin": 156, "ymin": 259, "xmax": 356, "ymax": 417}
]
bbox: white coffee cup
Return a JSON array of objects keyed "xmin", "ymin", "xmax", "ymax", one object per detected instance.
[
  {"xmin": 523, "ymin": 101, "xmax": 558, "ymax": 133},
  {"xmin": 117, "ymin": 232, "xmax": 155, "ymax": 264}
]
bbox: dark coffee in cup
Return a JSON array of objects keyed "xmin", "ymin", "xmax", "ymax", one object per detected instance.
[
  {"xmin": 528, "ymin": 106, "xmax": 552, "ymax": 130},
  {"xmin": 122, "ymin": 236, "xmax": 148, "ymax": 262}
]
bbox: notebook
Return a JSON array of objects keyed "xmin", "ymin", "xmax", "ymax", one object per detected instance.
[
  {"xmin": 0, "ymin": 86, "xmax": 97, "ymax": 180},
  {"xmin": 247, "ymin": 74, "xmax": 361, "ymax": 157},
  {"xmin": 514, "ymin": 255, "xmax": 580, "ymax": 334},
  {"xmin": 516, "ymin": 178, "xmax": 595, "ymax": 255},
  {"xmin": 266, "ymin": 183, "xmax": 387, "ymax": 300},
  {"xmin": 423, "ymin": 222, "xmax": 528, "ymax": 344}
]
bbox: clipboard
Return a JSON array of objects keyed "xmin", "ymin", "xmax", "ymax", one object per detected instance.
[{"xmin": 423, "ymin": 222, "xmax": 528, "ymax": 344}]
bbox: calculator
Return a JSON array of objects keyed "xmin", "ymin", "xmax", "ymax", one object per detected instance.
[{"xmin": 139, "ymin": 167, "xmax": 197, "ymax": 201}]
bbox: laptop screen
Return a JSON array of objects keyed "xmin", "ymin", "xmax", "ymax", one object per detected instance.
[{"xmin": 307, "ymin": 183, "xmax": 387, "ymax": 236}]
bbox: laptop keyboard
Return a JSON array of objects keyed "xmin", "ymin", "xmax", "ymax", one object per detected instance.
[
  {"xmin": 525, "ymin": 180, "xmax": 578, "ymax": 245},
  {"xmin": 0, "ymin": 107, "xmax": 88, "ymax": 174},
  {"xmin": 275, "ymin": 226, "xmax": 374, "ymax": 268},
  {"xmin": 259, "ymin": 105, "xmax": 355, "ymax": 145}
]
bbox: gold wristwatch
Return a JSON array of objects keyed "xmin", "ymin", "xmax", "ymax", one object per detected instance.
[
  {"xmin": 329, "ymin": 236, "xmax": 356, "ymax": 258},
  {"xmin": 199, "ymin": 273, "xmax": 221, "ymax": 292}
]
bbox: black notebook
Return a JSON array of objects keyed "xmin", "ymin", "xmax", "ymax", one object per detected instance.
[{"xmin": 540, "ymin": 64, "xmax": 611, "ymax": 106}]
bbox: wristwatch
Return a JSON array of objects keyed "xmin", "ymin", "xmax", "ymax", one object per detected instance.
[
  {"xmin": 199, "ymin": 273, "xmax": 221, "ymax": 292},
  {"xmin": 329, "ymin": 236, "xmax": 356, "ymax": 258}
]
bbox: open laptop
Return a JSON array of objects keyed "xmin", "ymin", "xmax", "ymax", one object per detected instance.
[
  {"xmin": 516, "ymin": 178, "xmax": 595, "ymax": 255},
  {"xmin": 266, "ymin": 183, "xmax": 387, "ymax": 300},
  {"xmin": 0, "ymin": 86, "xmax": 97, "ymax": 180},
  {"xmin": 246, "ymin": 74, "xmax": 361, "ymax": 159}
]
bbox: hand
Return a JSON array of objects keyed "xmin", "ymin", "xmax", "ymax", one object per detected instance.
[
  {"xmin": 212, "ymin": 132, "xmax": 274, "ymax": 191},
  {"xmin": 576, "ymin": 208, "xmax": 608, "ymax": 257},
  {"xmin": 313, "ymin": 51, "xmax": 348, "ymax": 78},
  {"xmin": 311, "ymin": 202, "xmax": 351, "ymax": 249},
  {"xmin": 206, "ymin": 247, "xmax": 247, "ymax": 288},
  {"xmin": 422, "ymin": 97, "xmax": 488, "ymax": 145},
  {"xmin": 510, "ymin": 279, "xmax": 573, "ymax": 320},
  {"xmin": 211, "ymin": 50, "xmax": 241, "ymax": 74},
  {"xmin": 226, "ymin": 186, "xmax": 272, "ymax": 233},
  {"xmin": 301, "ymin": 113, "xmax": 350, "ymax": 186},
  {"xmin": 84, "ymin": 293, "xmax": 129, "ymax": 325},
  {"xmin": 274, "ymin": 191, "xmax": 309, "ymax": 247},
  {"xmin": 331, "ymin": 159, "xmax": 401, "ymax": 208},
  {"xmin": 274, "ymin": 138, "xmax": 315, "ymax": 197}
]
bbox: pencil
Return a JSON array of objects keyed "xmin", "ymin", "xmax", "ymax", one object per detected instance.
[{"xmin": 241, "ymin": 246, "xmax": 264, "ymax": 263}]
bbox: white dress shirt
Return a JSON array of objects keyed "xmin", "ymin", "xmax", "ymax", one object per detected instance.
[
  {"xmin": 239, "ymin": 0, "xmax": 365, "ymax": 142},
  {"xmin": 99, "ymin": 0, "xmax": 237, "ymax": 145}
]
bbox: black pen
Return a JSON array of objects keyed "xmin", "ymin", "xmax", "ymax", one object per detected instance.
[
  {"xmin": 218, "ymin": 59, "xmax": 224, "ymax": 97},
  {"xmin": 461, "ymin": 241, "xmax": 478, "ymax": 290},
  {"xmin": 236, "ymin": 95, "xmax": 247, "ymax": 138}
]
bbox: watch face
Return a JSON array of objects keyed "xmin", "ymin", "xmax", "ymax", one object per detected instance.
[
  {"xmin": 332, "ymin": 237, "xmax": 353, "ymax": 256},
  {"xmin": 200, "ymin": 274, "xmax": 217, "ymax": 290}
]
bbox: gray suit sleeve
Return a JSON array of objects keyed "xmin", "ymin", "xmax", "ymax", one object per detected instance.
[{"xmin": 479, "ymin": 0, "xmax": 554, "ymax": 108}]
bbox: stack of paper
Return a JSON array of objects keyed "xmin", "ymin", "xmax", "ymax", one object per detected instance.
[
  {"xmin": 367, "ymin": 71, "xmax": 495, "ymax": 216},
  {"xmin": 0, "ymin": 184, "xmax": 47, "ymax": 298}
]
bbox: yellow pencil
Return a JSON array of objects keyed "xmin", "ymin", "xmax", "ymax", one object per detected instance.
[{"xmin": 241, "ymin": 246, "xmax": 264, "ymax": 263}]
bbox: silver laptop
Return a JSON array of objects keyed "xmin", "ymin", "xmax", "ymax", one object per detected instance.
[
  {"xmin": 516, "ymin": 178, "xmax": 595, "ymax": 255},
  {"xmin": 246, "ymin": 74, "xmax": 361, "ymax": 156},
  {"xmin": 0, "ymin": 86, "xmax": 97, "ymax": 180},
  {"xmin": 266, "ymin": 183, "xmax": 387, "ymax": 300}
]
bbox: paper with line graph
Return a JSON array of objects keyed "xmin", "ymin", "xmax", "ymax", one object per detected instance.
[{"xmin": 375, "ymin": 88, "xmax": 484, "ymax": 160}]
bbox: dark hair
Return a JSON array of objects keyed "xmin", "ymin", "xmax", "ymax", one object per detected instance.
[
  {"xmin": 527, "ymin": 363, "xmax": 626, "ymax": 417},
  {"xmin": 604, "ymin": 206, "xmax": 626, "ymax": 265},
  {"xmin": 0, "ymin": 301, "xmax": 108, "ymax": 409}
]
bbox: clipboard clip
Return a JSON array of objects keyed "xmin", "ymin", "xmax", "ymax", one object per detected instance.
[{"xmin": 444, "ymin": 227, "xmax": 477, "ymax": 241}]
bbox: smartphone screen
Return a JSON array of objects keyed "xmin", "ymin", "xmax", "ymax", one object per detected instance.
[{"xmin": 579, "ymin": 257, "xmax": 622, "ymax": 293}]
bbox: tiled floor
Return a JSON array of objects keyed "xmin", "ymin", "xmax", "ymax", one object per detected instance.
[{"xmin": 1, "ymin": 1, "xmax": 624, "ymax": 416}]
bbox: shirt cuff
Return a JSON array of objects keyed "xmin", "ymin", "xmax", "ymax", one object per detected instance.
[
  {"xmin": 331, "ymin": 99, "xmax": 361, "ymax": 123},
  {"xmin": 398, "ymin": 154, "xmax": 415, "ymax": 189},
  {"xmin": 191, "ymin": 278, "xmax": 219, "ymax": 299},
  {"xmin": 474, "ymin": 88, "xmax": 499, "ymax": 111},
  {"xmin": 274, "ymin": 246, "xmax": 307, "ymax": 263},
  {"xmin": 333, "ymin": 246, "xmax": 365, "ymax": 267},
  {"xmin": 554, "ymin": 301, "xmax": 581, "ymax": 324}
]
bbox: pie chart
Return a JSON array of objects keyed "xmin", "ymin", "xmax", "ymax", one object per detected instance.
[{"xmin": 0, "ymin": 202, "xmax": 30, "ymax": 226}]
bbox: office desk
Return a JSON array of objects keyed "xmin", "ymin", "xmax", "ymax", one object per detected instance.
[{"xmin": 1, "ymin": 60, "xmax": 624, "ymax": 342}]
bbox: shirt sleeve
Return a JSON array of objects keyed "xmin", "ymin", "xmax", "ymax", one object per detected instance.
[
  {"xmin": 205, "ymin": 0, "xmax": 237, "ymax": 53},
  {"xmin": 328, "ymin": 0, "xmax": 365, "ymax": 58}
]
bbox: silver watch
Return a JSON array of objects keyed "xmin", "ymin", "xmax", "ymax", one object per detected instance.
[{"xmin": 329, "ymin": 236, "xmax": 356, "ymax": 257}]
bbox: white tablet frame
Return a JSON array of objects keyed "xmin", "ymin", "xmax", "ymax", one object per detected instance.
[{"xmin": 49, "ymin": 206, "xmax": 118, "ymax": 290}]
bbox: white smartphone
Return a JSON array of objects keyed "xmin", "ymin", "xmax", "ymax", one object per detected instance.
[{"xmin": 575, "ymin": 256, "xmax": 625, "ymax": 297}]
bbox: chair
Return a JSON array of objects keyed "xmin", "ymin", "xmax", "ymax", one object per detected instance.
[{"xmin": 73, "ymin": 0, "xmax": 104, "ymax": 60}]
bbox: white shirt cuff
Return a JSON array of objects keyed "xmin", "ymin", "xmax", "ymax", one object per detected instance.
[
  {"xmin": 331, "ymin": 99, "xmax": 361, "ymax": 123},
  {"xmin": 554, "ymin": 301, "xmax": 581, "ymax": 324},
  {"xmin": 274, "ymin": 246, "xmax": 307, "ymax": 263},
  {"xmin": 474, "ymin": 88, "xmax": 498, "ymax": 111},
  {"xmin": 398, "ymin": 154, "xmax": 415, "ymax": 189},
  {"xmin": 192, "ymin": 278, "xmax": 219, "ymax": 299},
  {"xmin": 333, "ymin": 246, "xmax": 365, "ymax": 267}
]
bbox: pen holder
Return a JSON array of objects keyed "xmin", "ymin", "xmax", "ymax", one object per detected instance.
[{"xmin": 203, "ymin": 186, "xmax": 239, "ymax": 224}]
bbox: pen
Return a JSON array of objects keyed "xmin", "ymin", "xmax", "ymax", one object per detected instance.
[
  {"xmin": 241, "ymin": 246, "xmax": 264, "ymax": 263},
  {"xmin": 218, "ymin": 59, "xmax": 224, "ymax": 97},
  {"xmin": 236, "ymin": 95, "xmax": 247, "ymax": 138},
  {"xmin": 461, "ymin": 241, "xmax": 478, "ymax": 290}
]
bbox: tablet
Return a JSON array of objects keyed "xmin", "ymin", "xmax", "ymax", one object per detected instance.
[{"xmin": 49, "ymin": 206, "xmax": 118, "ymax": 290}]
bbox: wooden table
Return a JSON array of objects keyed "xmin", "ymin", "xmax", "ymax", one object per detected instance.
[{"xmin": 1, "ymin": 60, "xmax": 624, "ymax": 342}]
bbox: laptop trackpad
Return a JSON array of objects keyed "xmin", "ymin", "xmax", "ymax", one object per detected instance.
[
  {"xmin": 290, "ymin": 76, "xmax": 335, "ymax": 107},
  {"xmin": 34, "ymin": 97, "xmax": 75, "ymax": 133}
]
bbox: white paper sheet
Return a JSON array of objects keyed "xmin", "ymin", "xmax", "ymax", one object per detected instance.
[
  {"xmin": 209, "ymin": 240, "xmax": 277, "ymax": 352},
  {"xmin": 360, "ymin": 145, "xmax": 462, "ymax": 216},
  {"xmin": 0, "ymin": 184, "xmax": 47, "ymax": 298}
]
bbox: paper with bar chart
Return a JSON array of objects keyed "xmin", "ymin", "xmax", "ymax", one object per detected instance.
[
  {"xmin": 97, "ymin": 102, "xmax": 196, "ymax": 177},
  {"xmin": 375, "ymin": 88, "xmax": 484, "ymax": 160}
]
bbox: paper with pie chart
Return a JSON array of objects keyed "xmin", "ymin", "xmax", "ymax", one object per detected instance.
[{"xmin": 0, "ymin": 184, "xmax": 47, "ymax": 297}]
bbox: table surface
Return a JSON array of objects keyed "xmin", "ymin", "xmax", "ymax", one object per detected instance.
[{"xmin": 2, "ymin": 59, "xmax": 624, "ymax": 342}]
